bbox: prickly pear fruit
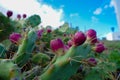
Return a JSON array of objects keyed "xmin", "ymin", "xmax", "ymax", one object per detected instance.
[
  {"xmin": 86, "ymin": 29, "xmax": 98, "ymax": 44},
  {"xmin": 9, "ymin": 32, "xmax": 22, "ymax": 44},
  {"xmin": 50, "ymin": 38, "xmax": 64, "ymax": 55},
  {"xmin": 6, "ymin": 10, "xmax": 13, "ymax": 18},
  {"xmin": 72, "ymin": 31, "xmax": 86, "ymax": 46}
]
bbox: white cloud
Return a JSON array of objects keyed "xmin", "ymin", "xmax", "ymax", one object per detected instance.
[
  {"xmin": 0, "ymin": 0, "xmax": 64, "ymax": 28},
  {"xmin": 93, "ymin": 8, "xmax": 102, "ymax": 15},
  {"xmin": 70, "ymin": 13, "xmax": 79, "ymax": 17}
]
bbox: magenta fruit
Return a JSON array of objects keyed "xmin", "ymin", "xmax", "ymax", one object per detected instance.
[
  {"xmin": 72, "ymin": 31, "xmax": 86, "ymax": 46},
  {"xmin": 9, "ymin": 33, "xmax": 22, "ymax": 44},
  {"xmin": 6, "ymin": 10, "xmax": 13, "ymax": 18},
  {"xmin": 50, "ymin": 38, "xmax": 64, "ymax": 52}
]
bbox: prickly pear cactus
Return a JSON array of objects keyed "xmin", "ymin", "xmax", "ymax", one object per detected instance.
[
  {"xmin": 25, "ymin": 14, "xmax": 41, "ymax": 28},
  {"xmin": 0, "ymin": 12, "xmax": 14, "ymax": 42},
  {"xmin": 0, "ymin": 10, "xmax": 114, "ymax": 80}
]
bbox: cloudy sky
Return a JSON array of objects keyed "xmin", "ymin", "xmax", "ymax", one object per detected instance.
[{"xmin": 0, "ymin": 0, "xmax": 119, "ymax": 38}]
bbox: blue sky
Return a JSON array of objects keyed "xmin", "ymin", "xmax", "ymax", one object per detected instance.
[
  {"xmin": 0, "ymin": 0, "xmax": 119, "ymax": 38},
  {"xmin": 41, "ymin": 0, "xmax": 118, "ymax": 37}
]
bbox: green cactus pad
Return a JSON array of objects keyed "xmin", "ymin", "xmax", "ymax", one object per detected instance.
[
  {"xmin": 40, "ymin": 44, "xmax": 91, "ymax": 80},
  {"xmin": 13, "ymin": 29, "xmax": 37, "ymax": 67},
  {"xmin": 0, "ymin": 59, "xmax": 22, "ymax": 80},
  {"xmin": 32, "ymin": 53, "xmax": 50, "ymax": 67},
  {"xmin": 0, "ymin": 44, "xmax": 7, "ymax": 58},
  {"xmin": 25, "ymin": 14, "xmax": 41, "ymax": 28},
  {"xmin": 59, "ymin": 22, "xmax": 69, "ymax": 33}
]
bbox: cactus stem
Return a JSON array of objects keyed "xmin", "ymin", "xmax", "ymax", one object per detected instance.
[
  {"xmin": 57, "ymin": 58, "xmax": 70, "ymax": 67},
  {"xmin": 45, "ymin": 64, "xmax": 55, "ymax": 75}
]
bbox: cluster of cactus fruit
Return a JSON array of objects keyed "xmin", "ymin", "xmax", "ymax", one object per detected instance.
[{"xmin": 0, "ymin": 10, "xmax": 117, "ymax": 80}]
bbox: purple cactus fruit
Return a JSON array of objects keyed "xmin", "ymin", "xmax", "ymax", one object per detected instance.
[
  {"xmin": 37, "ymin": 29, "xmax": 44, "ymax": 38},
  {"xmin": 72, "ymin": 31, "xmax": 86, "ymax": 46},
  {"xmin": 90, "ymin": 36, "xmax": 98, "ymax": 44},
  {"xmin": 17, "ymin": 14, "xmax": 21, "ymax": 20},
  {"xmin": 47, "ymin": 29, "xmax": 52, "ymax": 33},
  {"xmin": 63, "ymin": 34, "xmax": 67, "ymax": 37},
  {"xmin": 88, "ymin": 58, "xmax": 97, "ymax": 66},
  {"xmin": 93, "ymin": 43, "xmax": 105, "ymax": 53},
  {"xmin": 86, "ymin": 29, "xmax": 98, "ymax": 44},
  {"xmin": 86, "ymin": 29, "xmax": 96, "ymax": 38},
  {"xmin": 50, "ymin": 38, "xmax": 64, "ymax": 52},
  {"xmin": 23, "ymin": 14, "xmax": 27, "ymax": 18},
  {"xmin": 9, "ymin": 33, "xmax": 22, "ymax": 44},
  {"xmin": 6, "ymin": 10, "xmax": 13, "ymax": 18},
  {"xmin": 67, "ymin": 40, "xmax": 73, "ymax": 47}
]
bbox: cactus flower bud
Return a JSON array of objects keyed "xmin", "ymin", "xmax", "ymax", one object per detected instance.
[
  {"xmin": 93, "ymin": 43, "xmax": 105, "ymax": 53},
  {"xmin": 50, "ymin": 38, "xmax": 64, "ymax": 55},
  {"xmin": 6, "ymin": 10, "xmax": 13, "ymax": 18},
  {"xmin": 17, "ymin": 14, "xmax": 21, "ymax": 20},
  {"xmin": 72, "ymin": 31, "xmax": 86, "ymax": 46},
  {"xmin": 86, "ymin": 29, "xmax": 96, "ymax": 38},
  {"xmin": 63, "ymin": 33, "xmax": 67, "ymax": 37},
  {"xmin": 23, "ymin": 14, "xmax": 27, "ymax": 18},
  {"xmin": 47, "ymin": 29, "xmax": 52, "ymax": 33},
  {"xmin": 88, "ymin": 58, "xmax": 97, "ymax": 66},
  {"xmin": 37, "ymin": 29, "xmax": 44, "ymax": 38},
  {"xmin": 9, "ymin": 33, "xmax": 22, "ymax": 44},
  {"xmin": 90, "ymin": 36, "xmax": 98, "ymax": 44},
  {"xmin": 86, "ymin": 29, "xmax": 98, "ymax": 44}
]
